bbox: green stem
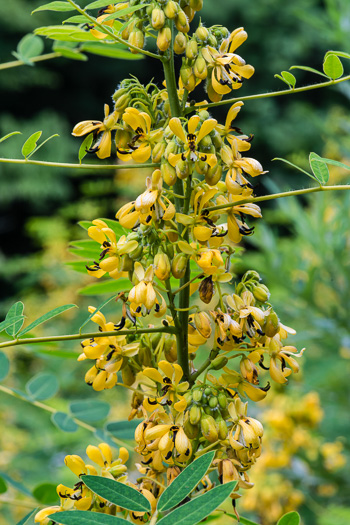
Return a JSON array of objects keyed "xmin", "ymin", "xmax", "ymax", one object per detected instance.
[
  {"xmin": 187, "ymin": 74, "xmax": 350, "ymax": 113},
  {"xmin": 0, "ymin": 52, "xmax": 61, "ymax": 71},
  {"xmin": 191, "ymin": 357, "xmax": 212, "ymax": 383},
  {"xmin": 0, "ymin": 384, "xmax": 134, "ymax": 451},
  {"xmin": 0, "ymin": 326, "xmax": 176, "ymax": 350},
  {"xmin": 65, "ymin": 0, "xmax": 160, "ymax": 60},
  {"xmin": 173, "ymin": 273, "xmax": 204, "ymax": 295},
  {"xmin": 206, "ymin": 184, "xmax": 350, "ymax": 213},
  {"xmin": 0, "ymin": 158, "xmax": 159, "ymax": 170}
]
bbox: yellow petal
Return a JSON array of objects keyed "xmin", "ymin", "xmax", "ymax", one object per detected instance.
[
  {"xmin": 96, "ymin": 131, "xmax": 111, "ymax": 159},
  {"xmin": 72, "ymin": 120, "xmax": 102, "ymax": 137},
  {"xmin": 169, "ymin": 118, "xmax": 187, "ymax": 143},
  {"xmin": 188, "ymin": 115, "xmax": 200, "ymax": 135},
  {"xmin": 196, "ymin": 119, "xmax": 218, "ymax": 144},
  {"xmin": 194, "ymin": 225, "xmax": 213, "ymax": 242},
  {"xmin": 158, "ymin": 360, "xmax": 174, "ymax": 380},
  {"xmin": 143, "ymin": 367, "xmax": 164, "ymax": 384},
  {"xmin": 132, "ymin": 143, "xmax": 152, "ymax": 163}
]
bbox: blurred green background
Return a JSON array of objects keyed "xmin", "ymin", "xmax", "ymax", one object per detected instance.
[{"xmin": 0, "ymin": 0, "xmax": 349, "ymax": 524}]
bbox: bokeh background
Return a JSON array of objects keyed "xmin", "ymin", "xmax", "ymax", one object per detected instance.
[{"xmin": 0, "ymin": 0, "xmax": 349, "ymax": 523}]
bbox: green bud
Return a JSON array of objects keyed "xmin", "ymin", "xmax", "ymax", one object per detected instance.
[
  {"xmin": 176, "ymin": 159, "xmax": 190, "ymax": 180},
  {"xmin": 252, "ymin": 284, "xmax": 270, "ymax": 303},
  {"xmin": 122, "ymin": 364, "xmax": 136, "ymax": 386},
  {"xmin": 186, "ymin": 39, "xmax": 198, "ymax": 60},
  {"xmin": 208, "ymin": 396, "xmax": 218, "ymax": 408},
  {"xmin": 205, "ymin": 163, "xmax": 222, "ymax": 186},
  {"xmin": 157, "ymin": 26, "xmax": 172, "ymax": 52},
  {"xmin": 174, "ymin": 32, "xmax": 187, "ymax": 54},
  {"xmin": 210, "ymin": 356, "xmax": 228, "ymax": 370},
  {"xmin": 151, "ymin": 7, "xmax": 165, "ymax": 29},
  {"xmin": 164, "ymin": 0, "xmax": 178, "ymax": 19},
  {"xmin": 128, "ymin": 29, "xmax": 145, "ymax": 53},
  {"xmin": 218, "ymin": 393, "xmax": 227, "ymax": 410},
  {"xmin": 264, "ymin": 310, "xmax": 280, "ymax": 338},
  {"xmin": 180, "ymin": 63, "xmax": 196, "ymax": 92},
  {"xmin": 184, "ymin": 418, "xmax": 199, "ymax": 439},
  {"xmin": 192, "ymin": 389, "xmax": 203, "ymax": 403},
  {"xmin": 189, "ymin": 0, "xmax": 203, "ymax": 10},
  {"xmin": 243, "ymin": 270, "xmax": 260, "ymax": 283},
  {"xmin": 172, "ymin": 253, "xmax": 188, "ymax": 279},
  {"xmin": 216, "ymin": 418, "xmax": 228, "ymax": 440},
  {"xmin": 200, "ymin": 414, "xmax": 218, "ymax": 443},
  {"xmin": 194, "ymin": 55, "xmax": 207, "ymax": 79},
  {"xmin": 204, "ymin": 387, "xmax": 212, "ymax": 396},
  {"xmin": 189, "ymin": 405, "xmax": 201, "ymax": 425},
  {"xmin": 207, "ymin": 34, "xmax": 217, "ymax": 47},
  {"xmin": 196, "ymin": 25, "xmax": 209, "ymax": 42},
  {"xmin": 161, "ymin": 161, "xmax": 177, "ymax": 186},
  {"xmin": 152, "ymin": 141, "xmax": 166, "ymax": 163},
  {"xmin": 175, "ymin": 10, "xmax": 190, "ymax": 33}
]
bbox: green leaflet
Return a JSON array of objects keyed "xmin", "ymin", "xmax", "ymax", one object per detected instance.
[
  {"xmin": 32, "ymin": 1, "xmax": 75, "ymax": 13},
  {"xmin": 69, "ymin": 400, "xmax": 110, "ymax": 423},
  {"xmin": 277, "ymin": 511, "xmax": 301, "ymax": 525},
  {"xmin": 18, "ymin": 304, "xmax": 77, "ymax": 336},
  {"xmin": 15, "ymin": 509, "xmax": 39, "ymax": 525},
  {"xmin": 103, "ymin": 4, "xmax": 150, "ymax": 21},
  {"xmin": 105, "ymin": 420, "xmax": 139, "ymax": 440},
  {"xmin": 50, "ymin": 511, "xmax": 130, "ymax": 524},
  {"xmin": 323, "ymin": 53, "xmax": 344, "ymax": 80},
  {"xmin": 82, "ymin": 476, "xmax": 152, "ymax": 512},
  {"xmin": 25, "ymin": 372, "xmax": 59, "ymax": 401},
  {"xmin": 12, "ymin": 34, "xmax": 44, "ymax": 65},
  {"xmin": 51, "ymin": 411, "xmax": 78, "ymax": 432},
  {"xmin": 5, "ymin": 301, "xmax": 25, "ymax": 336},
  {"xmin": 309, "ymin": 152, "xmax": 330, "ymax": 184},
  {"xmin": 0, "ymin": 315, "xmax": 25, "ymax": 334},
  {"xmin": 33, "ymin": 482, "xmax": 58, "ymax": 504},
  {"xmin": 22, "ymin": 131, "xmax": 42, "ymax": 158},
  {"xmin": 0, "ymin": 131, "xmax": 22, "ymax": 143},
  {"xmin": 78, "ymin": 279, "xmax": 130, "ymax": 296}
]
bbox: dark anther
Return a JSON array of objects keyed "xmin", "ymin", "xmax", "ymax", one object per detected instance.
[
  {"xmin": 106, "ymin": 350, "xmax": 114, "ymax": 361},
  {"xmin": 141, "ymin": 457, "xmax": 153, "ymax": 465},
  {"xmin": 257, "ymin": 328, "xmax": 265, "ymax": 336},
  {"xmin": 165, "ymin": 451, "xmax": 172, "ymax": 460},
  {"xmin": 259, "ymin": 356, "xmax": 270, "ymax": 370},
  {"xmin": 147, "ymin": 398, "xmax": 158, "ymax": 405},
  {"xmin": 260, "ymin": 382, "xmax": 271, "ymax": 392},
  {"xmin": 136, "ymin": 306, "xmax": 142, "ymax": 313},
  {"xmin": 155, "ymin": 303, "xmax": 160, "ymax": 313},
  {"xmin": 163, "ymin": 377, "xmax": 172, "ymax": 384},
  {"xmin": 82, "ymin": 23, "xmax": 95, "ymax": 30},
  {"xmin": 115, "ymin": 316, "xmax": 126, "ymax": 330}
]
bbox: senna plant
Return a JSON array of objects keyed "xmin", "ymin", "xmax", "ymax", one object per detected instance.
[{"xmin": 1, "ymin": 0, "xmax": 350, "ymax": 524}]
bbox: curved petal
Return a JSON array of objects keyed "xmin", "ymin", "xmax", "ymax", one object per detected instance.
[
  {"xmin": 132, "ymin": 143, "xmax": 152, "ymax": 163},
  {"xmin": 143, "ymin": 367, "xmax": 164, "ymax": 384},
  {"xmin": 169, "ymin": 118, "xmax": 187, "ymax": 143},
  {"xmin": 96, "ymin": 131, "xmax": 111, "ymax": 159},
  {"xmin": 196, "ymin": 119, "xmax": 218, "ymax": 144},
  {"xmin": 158, "ymin": 360, "xmax": 174, "ymax": 380},
  {"xmin": 188, "ymin": 115, "xmax": 200, "ymax": 135},
  {"xmin": 72, "ymin": 120, "xmax": 102, "ymax": 136}
]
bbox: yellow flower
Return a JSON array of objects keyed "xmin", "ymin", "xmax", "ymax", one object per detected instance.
[
  {"xmin": 226, "ymin": 290, "xmax": 266, "ymax": 338},
  {"xmin": 266, "ymin": 335, "xmax": 305, "ymax": 384},
  {"xmin": 215, "ymin": 194, "xmax": 262, "ymax": 243},
  {"xmin": 176, "ymin": 187, "xmax": 219, "ymax": 243},
  {"xmin": 128, "ymin": 262, "xmax": 167, "ymax": 317},
  {"xmin": 35, "ymin": 507, "xmax": 63, "ymax": 524},
  {"xmin": 168, "ymin": 115, "xmax": 218, "ymax": 167},
  {"xmin": 221, "ymin": 143, "xmax": 266, "ymax": 195},
  {"xmin": 72, "ymin": 104, "xmax": 119, "ymax": 159},
  {"xmin": 210, "ymin": 308, "xmax": 243, "ymax": 348},
  {"xmin": 117, "ymin": 107, "xmax": 162, "ymax": 163},
  {"xmin": 218, "ymin": 368, "xmax": 270, "ymax": 402},
  {"xmin": 142, "ymin": 360, "xmax": 189, "ymax": 412},
  {"xmin": 216, "ymin": 102, "xmax": 252, "ymax": 151},
  {"xmin": 202, "ymin": 27, "xmax": 255, "ymax": 101}
]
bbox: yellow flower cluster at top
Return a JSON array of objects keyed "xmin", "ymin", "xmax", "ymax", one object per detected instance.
[{"xmin": 37, "ymin": 3, "xmax": 308, "ymax": 523}]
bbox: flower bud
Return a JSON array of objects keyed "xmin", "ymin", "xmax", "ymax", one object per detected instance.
[
  {"xmin": 208, "ymin": 396, "xmax": 218, "ymax": 408},
  {"xmin": 164, "ymin": 0, "xmax": 178, "ymax": 18},
  {"xmin": 113, "ymin": 93, "xmax": 131, "ymax": 113},
  {"xmin": 164, "ymin": 339, "xmax": 177, "ymax": 362},
  {"xmin": 180, "ymin": 64, "xmax": 196, "ymax": 92},
  {"xmin": 122, "ymin": 364, "xmax": 136, "ymax": 386},
  {"xmin": 196, "ymin": 25, "xmax": 209, "ymax": 42},
  {"xmin": 175, "ymin": 10, "xmax": 190, "ymax": 33},
  {"xmin": 207, "ymin": 34, "xmax": 217, "ymax": 47},
  {"xmin": 184, "ymin": 418, "xmax": 199, "ymax": 439},
  {"xmin": 264, "ymin": 310, "xmax": 280, "ymax": 338},
  {"xmin": 211, "ymin": 130, "xmax": 223, "ymax": 149},
  {"xmin": 183, "ymin": 5, "xmax": 195, "ymax": 22},
  {"xmin": 200, "ymin": 414, "xmax": 218, "ymax": 443},
  {"xmin": 252, "ymin": 284, "xmax": 270, "ymax": 303},
  {"xmin": 176, "ymin": 159, "xmax": 190, "ymax": 180},
  {"xmin": 129, "ymin": 245, "xmax": 143, "ymax": 260},
  {"xmin": 120, "ymin": 254, "xmax": 133, "ymax": 272},
  {"xmin": 240, "ymin": 357, "xmax": 259, "ymax": 385},
  {"xmin": 192, "ymin": 389, "xmax": 203, "ymax": 402},
  {"xmin": 157, "ymin": 26, "xmax": 172, "ymax": 51},
  {"xmin": 128, "ymin": 29, "xmax": 145, "ymax": 53},
  {"xmin": 205, "ymin": 164, "xmax": 222, "ymax": 186},
  {"xmin": 216, "ymin": 417, "xmax": 228, "ymax": 440},
  {"xmin": 195, "ymin": 159, "xmax": 209, "ymax": 175},
  {"xmin": 152, "ymin": 7, "xmax": 165, "ymax": 29},
  {"xmin": 210, "ymin": 356, "xmax": 228, "ymax": 370},
  {"xmin": 152, "ymin": 141, "xmax": 166, "ymax": 163},
  {"xmin": 243, "ymin": 270, "xmax": 260, "ymax": 282},
  {"xmin": 172, "ymin": 253, "xmax": 188, "ymax": 279},
  {"xmin": 189, "ymin": 0, "xmax": 203, "ymax": 10},
  {"xmin": 186, "ymin": 39, "xmax": 198, "ymax": 60},
  {"xmin": 165, "ymin": 139, "xmax": 177, "ymax": 158},
  {"xmin": 194, "ymin": 55, "xmax": 207, "ymax": 79},
  {"xmin": 218, "ymin": 392, "xmax": 227, "ymax": 410},
  {"xmin": 189, "ymin": 405, "xmax": 202, "ymax": 425},
  {"xmin": 161, "ymin": 161, "xmax": 177, "ymax": 186},
  {"xmin": 198, "ymin": 134, "xmax": 212, "ymax": 150},
  {"xmin": 154, "ymin": 252, "xmax": 171, "ymax": 280},
  {"xmin": 174, "ymin": 32, "xmax": 187, "ymax": 54}
]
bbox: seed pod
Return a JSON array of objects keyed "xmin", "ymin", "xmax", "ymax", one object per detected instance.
[
  {"xmin": 151, "ymin": 7, "xmax": 165, "ymax": 29},
  {"xmin": 154, "ymin": 252, "xmax": 171, "ymax": 280},
  {"xmin": 176, "ymin": 159, "xmax": 190, "ymax": 180},
  {"xmin": 196, "ymin": 25, "xmax": 209, "ymax": 42},
  {"xmin": 164, "ymin": 0, "xmax": 178, "ymax": 18},
  {"xmin": 189, "ymin": 0, "xmax": 203, "ymax": 10},
  {"xmin": 157, "ymin": 26, "xmax": 172, "ymax": 52},
  {"xmin": 199, "ymin": 276, "xmax": 214, "ymax": 304},
  {"xmin": 128, "ymin": 29, "xmax": 145, "ymax": 53},
  {"xmin": 210, "ymin": 356, "xmax": 228, "ymax": 370},
  {"xmin": 200, "ymin": 414, "xmax": 218, "ymax": 443},
  {"xmin": 175, "ymin": 10, "xmax": 190, "ymax": 33},
  {"xmin": 186, "ymin": 39, "xmax": 198, "ymax": 60},
  {"xmin": 172, "ymin": 253, "xmax": 188, "ymax": 279},
  {"xmin": 152, "ymin": 141, "xmax": 166, "ymax": 163},
  {"xmin": 205, "ymin": 164, "xmax": 222, "ymax": 186},
  {"xmin": 174, "ymin": 32, "xmax": 187, "ymax": 54},
  {"xmin": 189, "ymin": 405, "xmax": 201, "ymax": 425},
  {"xmin": 264, "ymin": 310, "xmax": 280, "ymax": 338},
  {"xmin": 180, "ymin": 63, "xmax": 196, "ymax": 92},
  {"xmin": 161, "ymin": 161, "xmax": 177, "ymax": 186},
  {"xmin": 194, "ymin": 55, "xmax": 207, "ymax": 79}
]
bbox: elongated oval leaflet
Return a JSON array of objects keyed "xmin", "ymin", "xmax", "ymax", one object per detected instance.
[
  {"xmin": 156, "ymin": 481, "xmax": 237, "ymax": 525},
  {"xmin": 309, "ymin": 152, "xmax": 330, "ymax": 185},
  {"xmin": 15, "ymin": 508, "xmax": 39, "ymax": 525},
  {"xmin": 81, "ymin": 475, "xmax": 151, "ymax": 512},
  {"xmin": 17, "ymin": 34, "xmax": 44, "ymax": 60},
  {"xmin": 105, "ymin": 420, "xmax": 139, "ymax": 440},
  {"xmin": 69, "ymin": 400, "xmax": 110, "ymax": 422},
  {"xmin": 50, "ymin": 510, "xmax": 131, "ymax": 524},
  {"xmin": 18, "ymin": 304, "xmax": 77, "ymax": 337},
  {"xmin": 0, "ymin": 315, "xmax": 25, "ymax": 334},
  {"xmin": 51, "ymin": 411, "xmax": 78, "ymax": 433},
  {"xmin": 5, "ymin": 301, "xmax": 25, "ymax": 337},
  {"xmin": 323, "ymin": 53, "xmax": 344, "ymax": 80},
  {"xmin": 32, "ymin": 1, "xmax": 75, "ymax": 13},
  {"xmin": 157, "ymin": 451, "xmax": 215, "ymax": 512},
  {"xmin": 0, "ymin": 352, "xmax": 10, "ymax": 381},
  {"xmin": 0, "ymin": 131, "xmax": 21, "ymax": 143},
  {"xmin": 21, "ymin": 131, "xmax": 42, "ymax": 158},
  {"xmin": 277, "ymin": 511, "xmax": 301, "ymax": 525},
  {"xmin": 25, "ymin": 372, "xmax": 59, "ymax": 401}
]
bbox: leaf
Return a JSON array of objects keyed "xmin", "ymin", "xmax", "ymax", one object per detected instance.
[
  {"xmin": 323, "ymin": 53, "xmax": 344, "ymax": 80},
  {"xmin": 5, "ymin": 302, "xmax": 25, "ymax": 337},
  {"xmin": 32, "ymin": 1, "xmax": 75, "ymax": 13},
  {"xmin": 274, "ymin": 74, "xmax": 291, "ymax": 88},
  {"xmin": 105, "ymin": 420, "xmax": 139, "ymax": 440},
  {"xmin": 78, "ymin": 220, "xmax": 93, "ymax": 230},
  {"xmin": 82, "ymin": 476, "xmax": 151, "ymax": 512},
  {"xmin": 79, "ymin": 279, "xmax": 130, "ymax": 296},
  {"xmin": 26, "ymin": 134, "xmax": 59, "ymax": 159},
  {"xmin": 277, "ymin": 511, "xmax": 301, "ymax": 525},
  {"xmin": 33, "ymin": 482, "xmax": 58, "ymax": 504},
  {"xmin": 79, "ymin": 43, "xmax": 143, "ymax": 60},
  {"xmin": 0, "ymin": 471, "xmax": 32, "ymax": 497},
  {"xmin": 272, "ymin": 157, "xmax": 318, "ymax": 182},
  {"xmin": 25, "ymin": 372, "xmax": 59, "ymax": 401},
  {"xmin": 54, "ymin": 44, "xmax": 88, "ymax": 61},
  {"xmin": 34, "ymin": 25, "xmax": 102, "ymax": 43},
  {"xmin": 289, "ymin": 65, "xmax": 329, "ymax": 79},
  {"xmin": 0, "ymin": 476, "xmax": 7, "ymax": 494},
  {"xmin": 317, "ymin": 157, "xmax": 350, "ymax": 171},
  {"xmin": 16, "ymin": 509, "xmax": 39, "ymax": 525},
  {"xmin": 50, "ymin": 511, "xmax": 130, "ymax": 525},
  {"xmin": 79, "ymin": 133, "xmax": 94, "ymax": 163},
  {"xmin": 66, "ymin": 260, "xmax": 91, "ymax": 273},
  {"xmin": 0, "ymin": 352, "xmax": 10, "ymax": 381},
  {"xmin": 0, "ymin": 131, "xmax": 22, "ymax": 143},
  {"xmin": 63, "ymin": 15, "xmax": 88, "ymax": 24},
  {"xmin": 79, "ymin": 295, "xmax": 116, "ymax": 331},
  {"xmin": 69, "ymin": 400, "xmax": 110, "ymax": 422},
  {"xmin": 157, "ymin": 451, "xmax": 215, "ymax": 512},
  {"xmin": 281, "ymin": 71, "xmax": 296, "ymax": 88},
  {"xmin": 18, "ymin": 304, "xmax": 77, "ymax": 337},
  {"xmin": 309, "ymin": 152, "xmax": 330, "ymax": 184},
  {"xmin": 14, "ymin": 34, "xmax": 44, "ymax": 65},
  {"xmin": 22, "ymin": 131, "xmax": 42, "ymax": 158},
  {"xmin": 324, "ymin": 50, "xmax": 350, "ymax": 61},
  {"xmin": 98, "ymin": 218, "xmax": 125, "ymax": 237},
  {"xmin": 86, "ymin": 0, "xmax": 127, "ymax": 8},
  {"xmin": 103, "ymin": 4, "xmax": 150, "ymax": 21},
  {"xmin": 157, "ymin": 481, "xmax": 237, "ymax": 525},
  {"xmin": 51, "ymin": 411, "xmax": 78, "ymax": 432},
  {"xmin": 0, "ymin": 315, "xmax": 25, "ymax": 333}
]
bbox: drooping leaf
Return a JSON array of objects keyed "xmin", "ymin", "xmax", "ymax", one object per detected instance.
[
  {"xmin": 277, "ymin": 511, "xmax": 301, "ymax": 525},
  {"xmin": 51, "ymin": 411, "xmax": 78, "ymax": 432},
  {"xmin": 105, "ymin": 420, "xmax": 139, "ymax": 440},
  {"xmin": 323, "ymin": 53, "xmax": 344, "ymax": 80},
  {"xmin": 50, "ymin": 511, "xmax": 130, "ymax": 525},
  {"xmin": 5, "ymin": 302, "xmax": 25, "ymax": 336},
  {"xmin": 0, "ymin": 352, "xmax": 10, "ymax": 381},
  {"xmin": 79, "ymin": 295, "xmax": 116, "ymax": 331},
  {"xmin": 79, "ymin": 279, "xmax": 130, "ymax": 296},
  {"xmin": 69, "ymin": 400, "xmax": 110, "ymax": 423},
  {"xmin": 0, "ymin": 315, "xmax": 25, "ymax": 333},
  {"xmin": 18, "ymin": 304, "xmax": 77, "ymax": 336},
  {"xmin": 157, "ymin": 452, "xmax": 215, "ymax": 512},
  {"xmin": 16, "ymin": 508, "xmax": 39, "ymax": 525},
  {"xmin": 79, "ymin": 133, "xmax": 94, "ymax": 163},
  {"xmin": 281, "ymin": 71, "xmax": 296, "ymax": 88},
  {"xmin": 289, "ymin": 65, "xmax": 329, "ymax": 78},
  {"xmin": 13, "ymin": 34, "xmax": 44, "ymax": 65},
  {"xmin": 33, "ymin": 483, "xmax": 58, "ymax": 504},
  {"xmin": 66, "ymin": 260, "xmax": 91, "ymax": 273},
  {"xmin": 157, "ymin": 481, "xmax": 237, "ymax": 525},
  {"xmin": 32, "ymin": 1, "xmax": 75, "ymax": 13},
  {"xmin": 273, "ymin": 157, "xmax": 318, "ymax": 182},
  {"xmin": 34, "ymin": 25, "xmax": 102, "ymax": 43},
  {"xmin": 80, "ymin": 42, "xmax": 143, "ymax": 60},
  {"xmin": 0, "ymin": 131, "xmax": 22, "ymax": 143},
  {"xmin": 103, "ymin": 4, "xmax": 150, "ymax": 21},
  {"xmin": 21, "ymin": 131, "xmax": 42, "ymax": 158},
  {"xmin": 26, "ymin": 134, "xmax": 59, "ymax": 158},
  {"xmin": 25, "ymin": 372, "xmax": 59, "ymax": 401},
  {"xmin": 309, "ymin": 152, "xmax": 330, "ymax": 184},
  {"xmin": 82, "ymin": 476, "xmax": 151, "ymax": 512},
  {"xmin": 0, "ymin": 476, "xmax": 8, "ymax": 494}
]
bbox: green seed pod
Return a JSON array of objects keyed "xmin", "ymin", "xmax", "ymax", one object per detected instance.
[
  {"xmin": 164, "ymin": 0, "xmax": 178, "ymax": 18},
  {"xmin": 205, "ymin": 164, "xmax": 222, "ymax": 186},
  {"xmin": 174, "ymin": 32, "xmax": 187, "ymax": 54},
  {"xmin": 171, "ymin": 253, "xmax": 188, "ymax": 279},
  {"xmin": 195, "ymin": 159, "xmax": 209, "ymax": 176},
  {"xmin": 186, "ymin": 39, "xmax": 198, "ymax": 60},
  {"xmin": 210, "ymin": 356, "xmax": 228, "ymax": 370},
  {"xmin": 211, "ymin": 130, "xmax": 223, "ymax": 149},
  {"xmin": 138, "ymin": 344, "xmax": 153, "ymax": 367},
  {"xmin": 152, "ymin": 7, "xmax": 165, "ymax": 29},
  {"xmin": 189, "ymin": 405, "xmax": 201, "ymax": 425},
  {"xmin": 128, "ymin": 245, "xmax": 143, "ymax": 261},
  {"xmin": 119, "ymin": 254, "xmax": 133, "ymax": 272},
  {"xmin": 204, "ymin": 406, "xmax": 212, "ymax": 415}
]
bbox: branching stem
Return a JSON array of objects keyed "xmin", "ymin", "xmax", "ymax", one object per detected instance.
[{"xmin": 0, "ymin": 158, "xmax": 159, "ymax": 170}]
